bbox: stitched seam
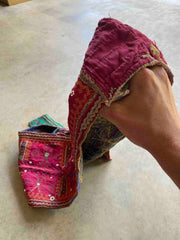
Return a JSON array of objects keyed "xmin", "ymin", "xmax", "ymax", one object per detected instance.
[
  {"xmin": 79, "ymin": 70, "xmax": 107, "ymax": 101},
  {"xmin": 75, "ymin": 96, "xmax": 103, "ymax": 169},
  {"xmin": 107, "ymin": 60, "xmax": 174, "ymax": 106},
  {"xmin": 19, "ymin": 132, "xmax": 71, "ymax": 141},
  {"xmin": 28, "ymin": 193, "xmax": 77, "ymax": 207},
  {"xmin": 72, "ymin": 92, "xmax": 97, "ymax": 149}
]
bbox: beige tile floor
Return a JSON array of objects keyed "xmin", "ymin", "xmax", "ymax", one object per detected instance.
[{"xmin": 0, "ymin": 0, "xmax": 180, "ymax": 239}]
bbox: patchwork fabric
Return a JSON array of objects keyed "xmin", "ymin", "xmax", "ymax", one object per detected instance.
[
  {"xmin": 68, "ymin": 18, "xmax": 173, "ymax": 204},
  {"xmin": 18, "ymin": 125, "xmax": 77, "ymax": 208},
  {"xmin": 18, "ymin": 18, "xmax": 174, "ymax": 208},
  {"xmin": 82, "ymin": 115, "xmax": 125, "ymax": 163},
  {"xmin": 28, "ymin": 114, "xmax": 117, "ymax": 164}
]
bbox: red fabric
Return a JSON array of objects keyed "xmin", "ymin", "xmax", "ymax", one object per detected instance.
[
  {"xmin": 19, "ymin": 18, "xmax": 174, "ymax": 208},
  {"xmin": 82, "ymin": 18, "xmax": 173, "ymax": 99},
  {"xmin": 18, "ymin": 130, "xmax": 77, "ymax": 208},
  {"xmin": 68, "ymin": 18, "xmax": 174, "ymax": 195}
]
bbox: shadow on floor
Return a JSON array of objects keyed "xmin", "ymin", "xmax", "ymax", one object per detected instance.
[{"xmin": 83, "ymin": 156, "xmax": 112, "ymax": 169}]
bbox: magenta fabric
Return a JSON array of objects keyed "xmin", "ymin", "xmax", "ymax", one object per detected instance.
[
  {"xmin": 18, "ymin": 18, "xmax": 174, "ymax": 208},
  {"xmin": 18, "ymin": 127, "xmax": 77, "ymax": 208},
  {"xmin": 82, "ymin": 18, "xmax": 173, "ymax": 103}
]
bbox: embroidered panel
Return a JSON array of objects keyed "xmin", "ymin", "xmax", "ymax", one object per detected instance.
[
  {"xmin": 18, "ymin": 128, "xmax": 77, "ymax": 208},
  {"xmin": 18, "ymin": 17, "xmax": 174, "ymax": 209}
]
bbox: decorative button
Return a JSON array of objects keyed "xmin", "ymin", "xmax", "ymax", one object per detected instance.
[
  {"xmin": 24, "ymin": 170, "xmax": 27, "ymax": 173},
  {"xmin": 50, "ymin": 176, "xmax": 53, "ymax": 179},
  {"xmin": 29, "ymin": 161, "xmax": 32, "ymax": 164},
  {"xmin": 56, "ymin": 164, "xmax": 59, "ymax": 167},
  {"xmin": 44, "ymin": 152, "xmax": 49, "ymax": 158},
  {"xmin": 37, "ymin": 182, "xmax": 40, "ymax": 186},
  {"xmin": 50, "ymin": 196, "xmax": 55, "ymax": 201}
]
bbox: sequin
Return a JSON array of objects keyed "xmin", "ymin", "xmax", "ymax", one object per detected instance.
[{"xmin": 44, "ymin": 152, "xmax": 49, "ymax": 158}]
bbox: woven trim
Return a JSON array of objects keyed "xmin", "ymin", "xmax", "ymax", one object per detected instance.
[
  {"xmin": 75, "ymin": 57, "xmax": 174, "ymax": 170},
  {"xmin": 108, "ymin": 58, "xmax": 174, "ymax": 106},
  {"xmin": 75, "ymin": 95, "xmax": 104, "ymax": 167},
  {"xmin": 80, "ymin": 95, "xmax": 103, "ymax": 131},
  {"xmin": 28, "ymin": 192, "xmax": 77, "ymax": 208},
  {"xmin": 79, "ymin": 70, "xmax": 107, "ymax": 101},
  {"xmin": 72, "ymin": 92, "xmax": 97, "ymax": 148},
  {"xmin": 80, "ymin": 58, "xmax": 173, "ymax": 107},
  {"xmin": 19, "ymin": 132, "xmax": 71, "ymax": 141}
]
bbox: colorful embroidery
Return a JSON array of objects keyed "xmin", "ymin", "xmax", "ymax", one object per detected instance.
[
  {"xmin": 18, "ymin": 18, "xmax": 174, "ymax": 209},
  {"xmin": 18, "ymin": 127, "xmax": 77, "ymax": 208}
]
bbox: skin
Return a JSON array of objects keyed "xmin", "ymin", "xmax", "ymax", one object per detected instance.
[{"xmin": 100, "ymin": 66, "xmax": 180, "ymax": 188}]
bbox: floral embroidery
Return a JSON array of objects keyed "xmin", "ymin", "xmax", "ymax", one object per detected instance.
[
  {"xmin": 23, "ymin": 172, "xmax": 56, "ymax": 195},
  {"xmin": 18, "ymin": 129, "xmax": 76, "ymax": 208},
  {"xmin": 18, "ymin": 18, "xmax": 174, "ymax": 209},
  {"xmin": 30, "ymin": 143, "xmax": 61, "ymax": 167}
]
